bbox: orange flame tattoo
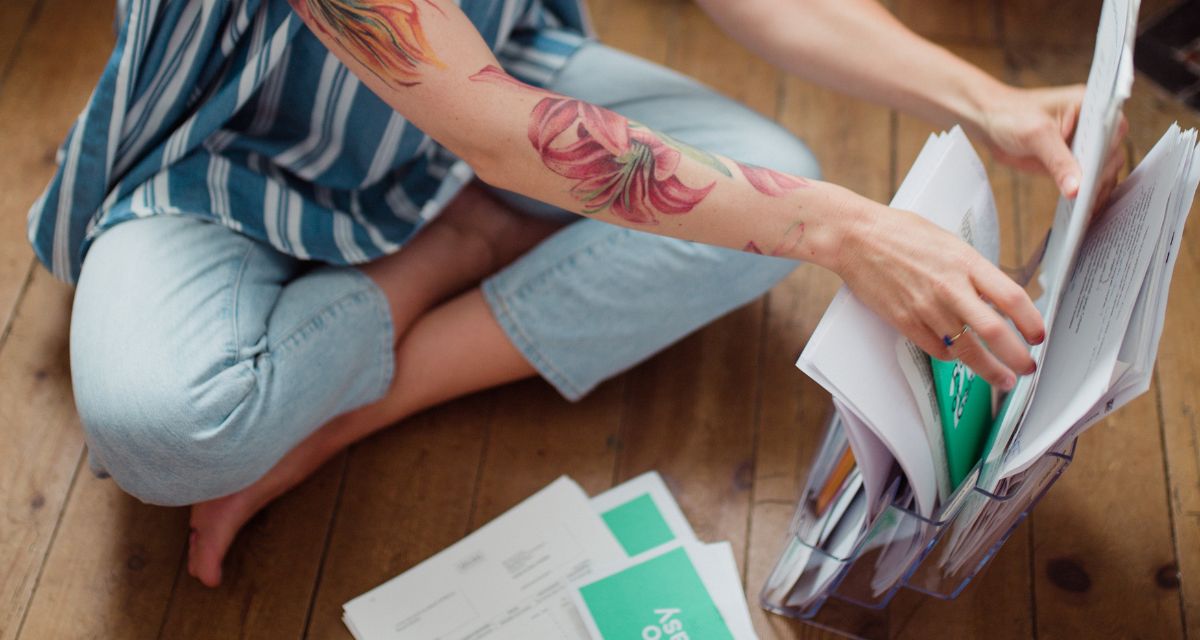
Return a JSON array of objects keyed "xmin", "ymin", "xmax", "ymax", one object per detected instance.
[{"xmin": 294, "ymin": 0, "xmax": 445, "ymax": 88}]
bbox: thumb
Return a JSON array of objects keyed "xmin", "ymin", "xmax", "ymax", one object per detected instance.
[{"xmin": 1031, "ymin": 129, "xmax": 1081, "ymax": 197}]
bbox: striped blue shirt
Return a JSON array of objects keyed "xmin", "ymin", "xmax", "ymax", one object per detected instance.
[{"xmin": 28, "ymin": 0, "xmax": 590, "ymax": 283}]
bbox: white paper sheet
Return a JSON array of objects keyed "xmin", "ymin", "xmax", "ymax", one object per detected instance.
[
  {"xmin": 894, "ymin": 338, "xmax": 951, "ymax": 503},
  {"xmin": 798, "ymin": 127, "xmax": 998, "ymax": 516},
  {"xmin": 1005, "ymin": 126, "xmax": 1183, "ymax": 473},
  {"xmin": 705, "ymin": 542, "xmax": 757, "ymax": 639},
  {"xmin": 832, "ymin": 398, "xmax": 897, "ymax": 517},
  {"xmin": 343, "ymin": 477, "xmax": 624, "ymax": 640}
]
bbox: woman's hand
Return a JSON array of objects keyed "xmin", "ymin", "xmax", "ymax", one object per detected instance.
[
  {"xmin": 835, "ymin": 204, "xmax": 1046, "ymax": 390},
  {"xmin": 974, "ymin": 84, "xmax": 1127, "ymax": 206}
]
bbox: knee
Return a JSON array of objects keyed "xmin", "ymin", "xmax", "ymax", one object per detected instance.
[
  {"xmin": 643, "ymin": 233, "xmax": 797, "ymax": 309},
  {"xmin": 73, "ymin": 356, "xmax": 270, "ymax": 506},
  {"xmin": 698, "ymin": 243, "xmax": 797, "ymax": 299}
]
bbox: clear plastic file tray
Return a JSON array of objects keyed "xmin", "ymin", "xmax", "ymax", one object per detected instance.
[{"xmin": 760, "ymin": 410, "xmax": 1076, "ymax": 639}]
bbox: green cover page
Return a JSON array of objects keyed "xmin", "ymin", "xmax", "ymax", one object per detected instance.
[
  {"xmin": 931, "ymin": 358, "xmax": 993, "ymax": 489},
  {"xmin": 601, "ymin": 493, "xmax": 677, "ymax": 557},
  {"xmin": 577, "ymin": 546, "xmax": 734, "ymax": 640}
]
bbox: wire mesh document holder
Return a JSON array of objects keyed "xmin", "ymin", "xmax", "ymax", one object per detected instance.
[{"xmin": 760, "ymin": 411, "xmax": 1077, "ymax": 639}]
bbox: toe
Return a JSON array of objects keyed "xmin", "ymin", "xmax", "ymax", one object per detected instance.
[{"xmin": 187, "ymin": 530, "xmax": 224, "ymax": 587}]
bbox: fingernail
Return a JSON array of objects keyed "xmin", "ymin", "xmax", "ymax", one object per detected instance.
[
  {"xmin": 1025, "ymin": 361, "xmax": 1037, "ymax": 375},
  {"xmin": 1063, "ymin": 174, "xmax": 1080, "ymax": 195},
  {"xmin": 1033, "ymin": 331, "xmax": 1045, "ymax": 345}
]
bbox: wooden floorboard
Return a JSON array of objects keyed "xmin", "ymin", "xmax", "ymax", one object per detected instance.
[
  {"xmin": 7, "ymin": 0, "xmax": 1200, "ymax": 638},
  {"xmin": 0, "ymin": 0, "xmax": 42, "ymax": 86},
  {"xmin": 469, "ymin": 381, "xmax": 624, "ymax": 525},
  {"xmin": 587, "ymin": 0, "xmax": 677, "ymax": 63},
  {"xmin": 16, "ymin": 458, "xmax": 187, "ymax": 640},
  {"xmin": 891, "ymin": 0, "xmax": 999, "ymax": 45},
  {"xmin": 0, "ymin": 3, "xmax": 114, "ymax": 635},
  {"xmin": 0, "ymin": 270, "xmax": 84, "ymax": 640},
  {"xmin": 1000, "ymin": 0, "xmax": 1103, "ymax": 49},
  {"xmin": 1000, "ymin": 0, "xmax": 1179, "ymax": 50},
  {"xmin": 1124, "ymin": 78, "xmax": 1200, "ymax": 638},
  {"xmin": 304, "ymin": 398, "xmax": 493, "ymax": 639},
  {"xmin": 668, "ymin": 1, "xmax": 779, "ymax": 118},
  {"xmin": 0, "ymin": 0, "xmax": 111, "ymax": 349}
]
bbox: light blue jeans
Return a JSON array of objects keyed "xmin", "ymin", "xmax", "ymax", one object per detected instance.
[{"xmin": 70, "ymin": 42, "xmax": 820, "ymax": 506}]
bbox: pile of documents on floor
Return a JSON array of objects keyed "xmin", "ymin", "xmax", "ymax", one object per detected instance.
[
  {"xmin": 767, "ymin": 0, "xmax": 1200, "ymax": 610},
  {"xmin": 342, "ymin": 472, "xmax": 758, "ymax": 639}
]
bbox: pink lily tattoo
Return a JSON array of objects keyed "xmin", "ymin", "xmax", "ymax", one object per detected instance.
[
  {"xmin": 527, "ymin": 97, "xmax": 725, "ymax": 224},
  {"xmin": 469, "ymin": 65, "xmax": 553, "ymax": 94},
  {"xmin": 738, "ymin": 162, "xmax": 810, "ymax": 197},
  {"xmin": 472, "ymin": 66, "xmax": 788, "ymax": 223}
]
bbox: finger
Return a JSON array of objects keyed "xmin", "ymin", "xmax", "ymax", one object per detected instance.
[
  {"xmin": 952, "ymin": 294, "xmax": 1037, "ymax": 377},
  {"xmin": 1094, "ymin": 114, "xmax": 1128, "ymax": 205},
  {"xmin": 1091, "ymin": 138, "xmax": 1126, "ymax": 214},
  {"xmin": 932, "ymin": 322, "xmax": 1016, "ymax": 390},
  {"xmin": 1105, "ymin": 135, "xmax": 1127, "ymax": 178},
  {"xmin": 1094, "ymin": 183, "xmax": 1114, "ymax": 220},
  {"xmin": 970, "ymin": 262, "xmax": 1045, "ymax": 345},
  {"xmin": 1113, "ymin": 111, "xmax": 1130, "ymax": 147},
  {"xmin": 1030, "ymin": 127, "xmax": 1082, "ymax": 197},
  {"xmin": 1058, "ymin": 90, "xmax": 1084, "ymax": 144},
  {"xmin": 910, "ymin": 324, "xmax": 955, "ymax": 364},
  {"xmin": 1094, "ymin": 146, "xmax": 1125, "ymax": 214},
  {"xmin": 1104, "ymin": 116, "xmax": 1128, "ymax": 175}
]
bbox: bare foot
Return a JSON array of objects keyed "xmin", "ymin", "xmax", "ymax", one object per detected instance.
[
  {"xmin": 185, "ymin": 183, "xmax": 561, "ymax": 587},
  {"xmin": 187, "ymin": 491, "xmax": 260, "ymax": 587}
]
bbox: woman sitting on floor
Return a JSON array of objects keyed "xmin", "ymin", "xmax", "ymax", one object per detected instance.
[{"xmin": 30, "ymin": 0, "xmax": 1123, "ymax": 586}]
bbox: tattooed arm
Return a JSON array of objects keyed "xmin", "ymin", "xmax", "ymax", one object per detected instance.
[
  {"xmin": 287, "ymin": 0, "xmax": 1042, "ymax": 386},
  {"xmin": 286, "ymin": 1, "xmax": 856, "ymax": 261}
]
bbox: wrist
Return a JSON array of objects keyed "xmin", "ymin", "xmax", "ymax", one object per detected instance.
[
  {"xmin": 801, "ymin": 184, "xmax": 878, "ymax": 275},
  {"xmin": 945, "ymin": 66, "xmax": 1013, "ymax": 138}
]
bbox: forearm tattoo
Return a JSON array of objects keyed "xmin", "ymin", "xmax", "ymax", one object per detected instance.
[
  {"xmin": 742, "ymin": 219, "xmax": 805, "ymax": 256},
  {"xmin": 292, "ymin": 0, "xmax": 445, "ymax": 88},
  {"xmin": 470, "ymin": 65, "xmax": 808, "ymax": 248},
  {"xmin": 527, "ymin": 97, "xmax": 727, "ymax": 224},
  {"xmin": 737, "ymin": 162, "xmax": 809, "ymax": 196}
]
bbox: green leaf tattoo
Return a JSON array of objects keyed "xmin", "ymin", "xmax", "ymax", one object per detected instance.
[{"xmin": 639, "ymin": 126, "xmax": 733, "ymax": 178}]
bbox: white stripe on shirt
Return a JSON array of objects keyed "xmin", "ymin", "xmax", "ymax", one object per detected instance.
[
  {"xmin": 299, "ymin": 71, "xmax": 360, "ymax": 179},
  {"xmin": 362, "ymin": 112, "xmax": 407, "ymax": 188},
  {"xmin": 274, "ymin": 55, "xmax": 341, "ymax": 169}
]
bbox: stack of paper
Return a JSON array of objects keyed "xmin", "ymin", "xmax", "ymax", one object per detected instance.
[
  {"xmin": 1002, "ymin": 122, "xmax": 1200, "ymax": 474},
  {"xmin": 343, "ymin": 473, "xmax": 758, "ymax": 639},
  {"xmin": 771, "ymin": 0, "xmax": 1200, "ymax": 608},
  {"xmin": 941, "ymin": 121, "xmax": 1200, "ymax": 571},
  {"xmin": 799, "ymin": 125, "xmax": 1000, "ymax": 522},
  {"xmin": 978, "ymin": 0, "xmax": 1143, "ymax": 486}
]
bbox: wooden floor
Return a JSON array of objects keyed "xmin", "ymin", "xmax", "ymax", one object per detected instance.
[{"xmin": 2, "ymin": 0, "xmax": 1198, "ymax": 638}]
